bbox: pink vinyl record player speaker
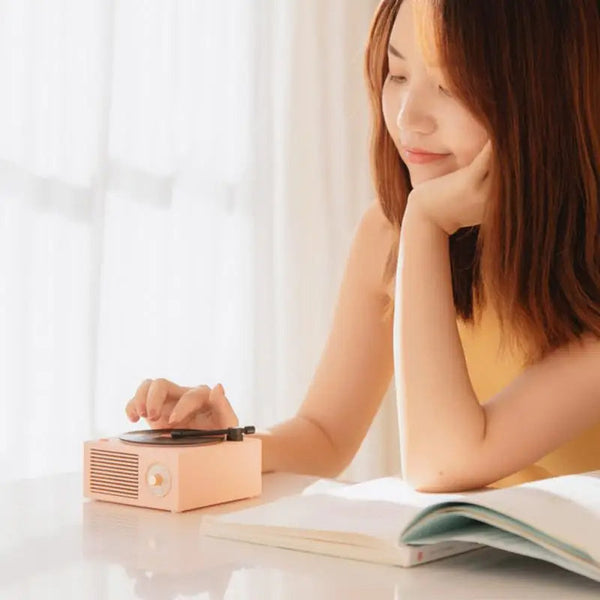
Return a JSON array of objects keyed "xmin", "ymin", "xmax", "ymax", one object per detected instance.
[{"xmin": 83, "ymin": 426, "xmax": 262, "ymax": 512}]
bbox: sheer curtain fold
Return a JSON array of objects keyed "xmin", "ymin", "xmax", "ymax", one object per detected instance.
[{"xmin": 0, "ymin": 0, "xmax": 399, "ymax": 484}]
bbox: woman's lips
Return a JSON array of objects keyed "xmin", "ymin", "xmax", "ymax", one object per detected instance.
[{"xmin": 402, "ymin": 148, "xmax": 451, "ymax": 164}]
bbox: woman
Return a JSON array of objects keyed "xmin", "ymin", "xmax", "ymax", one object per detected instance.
[{"xmin": 125, "ymin": 0, "xmax": 600, "ymax": 492}]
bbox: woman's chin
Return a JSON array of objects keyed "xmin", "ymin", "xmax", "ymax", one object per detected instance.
[
  {"xmin": 409, "ymin": 165, "xmax": 456, "ymax": 187},
  {"xmin": 409, "ymin": 172, "xmax": 437, "ymax": 186}
]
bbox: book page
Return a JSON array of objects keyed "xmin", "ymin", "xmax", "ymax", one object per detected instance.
[
  {"xmin": 201, "ymin": 477, "xmax": 468, "ymax": 548},
  {"xmin": 404, "ymin": 517, "xmax": 600, "ymax": 583},
  {"xmin": 199, "ymin": 522, "xmax": 480, "ymax": 567},
  {"xmin": 409, "ymin": 471, "xmax": 600, "ymax": 564},
  {"xmin": 200, "ymin": 477, "xmax": 483, "ymax": 567}
]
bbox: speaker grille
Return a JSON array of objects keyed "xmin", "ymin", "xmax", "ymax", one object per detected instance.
[{"xmin": 89, "ymin": 448, "xmax": 139, "ymax": 499}]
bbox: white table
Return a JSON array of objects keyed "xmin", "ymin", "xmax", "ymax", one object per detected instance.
[{"xmin": 0, "ymin": 471, "xmax": 598, "ymax": 599}]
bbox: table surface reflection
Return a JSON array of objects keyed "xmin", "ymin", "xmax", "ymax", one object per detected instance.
[{"xmin": 0, "ymin": 471, "xmax": 598, "ymax": 599}]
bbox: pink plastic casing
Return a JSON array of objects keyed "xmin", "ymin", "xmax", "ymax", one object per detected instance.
[{"xmin": 83, "ymin": 436, "xmax": 262, "ymax": 512}]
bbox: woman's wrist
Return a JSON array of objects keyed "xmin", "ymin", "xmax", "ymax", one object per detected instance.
[
  {"xmin": 403, "ymin": 196, "xmax": 451, "ymax": 238},
  {"xmin": 253, "ymin": 416, "xmax": 343, "ymax": 478}
]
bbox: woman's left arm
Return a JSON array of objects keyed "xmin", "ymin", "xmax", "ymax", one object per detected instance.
[{"xmin": 397, "ymin": 202, "xmax": 600, "ymax": 493}]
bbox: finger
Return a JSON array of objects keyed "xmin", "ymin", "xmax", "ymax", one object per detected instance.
[
  {"xmin": 478, "ymin": 140, "xmax": 493, "ymax": 167},
  {"xmin": 473, "ymin": 141, "xmax": 493, "ymax": 186},
  {"xmin": 199, "ymin": 383, "xmax": 239, "ymax": 428},
  {"xmin": 476, "ymin": 166, "xmax": 495, "ymax": 219},
  {"xmin": 125, "ymin": 397, "xmax": 140, "ymax": 422},
  {"xmin": 146, "ymin": 378, "xmax": 189, "ymax": 421},
  {"xmin": 215, "ymin": 384, "xmax": 240, "ymax": 427},
  {"xmin": 168, "ymin": 384, "xmax": 212, "ymax": 425},
  {"xmin": 469, "ymin": 139, "xmax": 491, "ymax": 168},
  {"xmin": 132, "ymin": 379, "xmax": 153, "ymax": 418}
]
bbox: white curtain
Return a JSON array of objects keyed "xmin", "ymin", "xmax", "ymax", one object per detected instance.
[{"xmin": 0, "ymin": 0, "xmax": 399, "ymax": 484}]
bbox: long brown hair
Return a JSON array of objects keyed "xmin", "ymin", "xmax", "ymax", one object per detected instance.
[{"xmin": 364, "ymin": 0, "xmax": 600, "ymax": 365}]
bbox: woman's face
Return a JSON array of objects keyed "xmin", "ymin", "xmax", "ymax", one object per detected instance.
[{"xmin": 381, "ymin": 0, "xmax": 489, "ymax": 186}]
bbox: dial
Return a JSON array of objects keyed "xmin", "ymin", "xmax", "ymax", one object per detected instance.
[{"xmin": 146, "ymin": 463, "xmax": 171, "ymax": 497}]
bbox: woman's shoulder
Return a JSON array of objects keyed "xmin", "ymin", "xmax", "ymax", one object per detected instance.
[{"xmin": 358, "ymin": 199, "xmax": 396, "ymax": 247}]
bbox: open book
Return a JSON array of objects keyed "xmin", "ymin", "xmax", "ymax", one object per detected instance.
[{"xmin": 200, "ymin": 470, "xmax": 600, "ymax": 582}]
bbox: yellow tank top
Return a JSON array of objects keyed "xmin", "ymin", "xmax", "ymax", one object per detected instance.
[{"xmin": 457, "ymin": 305, "xmax": 600, "ymax": 489}]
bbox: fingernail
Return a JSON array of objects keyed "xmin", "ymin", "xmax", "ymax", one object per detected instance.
[
  {"xmin": 148, "ymin": 410, "xmax": 157, "ymax": 420},
  {"xmin": 168, "ymin": 413, "xmax": 178, "ymax": 424}
]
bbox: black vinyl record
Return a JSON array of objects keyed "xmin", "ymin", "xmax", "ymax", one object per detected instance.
[{"xmin": 119, "ymin": 428, "xmax": 225, "ymax": 446}]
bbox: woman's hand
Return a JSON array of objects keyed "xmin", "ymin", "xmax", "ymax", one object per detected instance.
[
  {"xmin": 124, "ymin": 378, "xmax": 239, "ymax": 430},
  {"xmin": 407, "ymin": 140, "xmax": 494, "ymax": 235}
]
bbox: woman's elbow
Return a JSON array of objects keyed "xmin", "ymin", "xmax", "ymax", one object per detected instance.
[{"xmin": 402, "ymin": 463, "xmax": 492, "ymax": 493}]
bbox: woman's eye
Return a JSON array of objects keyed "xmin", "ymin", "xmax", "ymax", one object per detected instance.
[
  {"xmin": 389, "ymin": 75, "xmax": 406, "ymax": 84},
  {"xmin": 389, "ymin": 74, "xmax": 452, "ymax": 97}
]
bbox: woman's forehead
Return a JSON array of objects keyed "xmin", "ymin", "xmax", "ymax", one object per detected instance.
[{"xmin": 389, "ymin": 0, "xmax": 442, "ymax": 68}]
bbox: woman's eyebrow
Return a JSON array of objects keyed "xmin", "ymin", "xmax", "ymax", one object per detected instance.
[{"xmin": 388, "ymin": 43, "xmax": 405, "ymax": 59}]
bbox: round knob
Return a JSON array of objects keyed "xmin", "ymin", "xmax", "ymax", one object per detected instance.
[
  {"xmin": 146, "ymin": 464, "xmax": 171, "ymax": 497},
  {"xmin": 148, "ymin": 474, "xmax": 163, "ymax": 486}
]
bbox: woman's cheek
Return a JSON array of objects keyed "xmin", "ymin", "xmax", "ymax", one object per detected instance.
[
  {"xmin": 449, "ymin": 118, "xmax": 489, "ymax": 168},
  {"xmin": 381, "ymin": 86, "xmax": 398, "ymax": 138},
  {"xmin": 454, "ymin": 140, "xmax": 488, "ymax": 169}
]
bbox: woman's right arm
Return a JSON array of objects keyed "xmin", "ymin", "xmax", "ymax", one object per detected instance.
[
  {"xmin": 126, "ymin": 200, "xmax": 396, "ymax": 479},
  {"xmin": 256, "ymin": 200, "xmax": 396, "ymax": 477}
]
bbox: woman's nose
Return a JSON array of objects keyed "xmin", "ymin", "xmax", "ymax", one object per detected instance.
[{"xmin": 396, "ymin": 92, "xmax": 436, "ymax": 136}]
